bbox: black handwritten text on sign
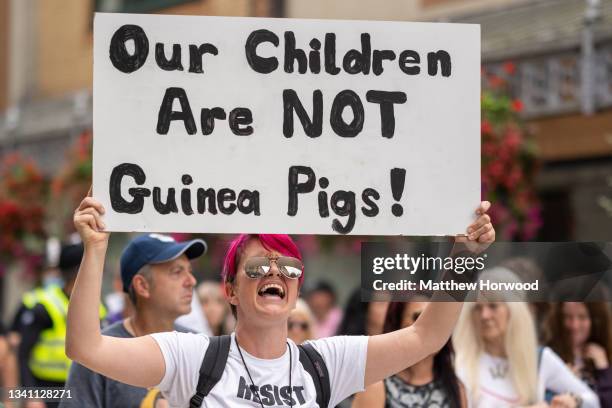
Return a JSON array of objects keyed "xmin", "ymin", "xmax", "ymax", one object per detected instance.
[{"xmin": 94, "ymin": 13, "xmax": 480, "ymax": 235}]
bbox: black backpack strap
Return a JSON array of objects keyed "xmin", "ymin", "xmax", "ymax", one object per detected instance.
[
  {"xmin": 189, "ymin": 334, "xmax": 231, "ymax": 408},
  {"xmin": 298, "ymin": 343, "xmax": 331, "ymax": 408}
]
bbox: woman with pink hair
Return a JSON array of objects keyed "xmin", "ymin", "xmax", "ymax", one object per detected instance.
[{"xmin": 66, "ymin": 196, "xmax": 495, "ymax": 407}]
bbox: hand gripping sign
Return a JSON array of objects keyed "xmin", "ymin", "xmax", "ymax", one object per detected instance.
[{"xmin": 93, "ymin": 13, "xmax": 480, "ymax": 235}]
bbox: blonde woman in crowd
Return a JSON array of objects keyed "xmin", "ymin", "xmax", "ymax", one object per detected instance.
[
  {"xmin": 453, "ymin": 269, "xmax": 599, "ymax": 407},
  {"xmin": 287, "ymin": 299, "xmax": 316, "ymax": 344}
]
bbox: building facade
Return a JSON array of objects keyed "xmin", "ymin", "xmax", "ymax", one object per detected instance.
[
  {"xmin": 0, "ymin": 0, "xmax": 278, "ymax": 320},
  {"xmin": 286, "ymin": 0, "xmax": 612, "ymax": 241}
]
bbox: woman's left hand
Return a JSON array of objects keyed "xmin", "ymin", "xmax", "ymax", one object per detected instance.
[{"xmin": 455, "ymin": 201, "xmax": 495, "ymax": 253}]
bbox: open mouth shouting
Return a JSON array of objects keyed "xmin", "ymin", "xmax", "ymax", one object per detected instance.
[{"xmin": 257, "ymin": 282, "xmax": 286, "ymax": 300}]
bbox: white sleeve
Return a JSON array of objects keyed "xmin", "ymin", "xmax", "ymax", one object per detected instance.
[
  {"xmin": 306, "ymin": 335, "xmax": 368, "ymax": 407},
  {"xmin": 540, "ymin": 347, "xmax": 600, "ymax": 408},
  {"xmin": 150, "ymin": 331, "xmax": 209, "ymax": 408}
]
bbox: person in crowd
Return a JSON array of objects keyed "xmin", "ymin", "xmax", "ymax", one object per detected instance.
[
  {"xmin": 353, "ymin": 298, "xmax": 467, "ymax": 408},
  {"xmin": 287, "ymin": 299, "xmax": 316, "ymax": 345},
  {"xmin": 337, "ymin": 288, "xmax": 389, "ymax": 337},
  {"xmin": 196, "ymin": 281, "xmax": 231, "ymax": 336},
  {"xmin": 337, "ymin": 288, "xmax": 369, "ymax": 336},
  {"xmin": 453, "ymin": 269, "xmax": 599, "ymax": 408},
  {"xmin": 175, "ymin": 287, "xmax": 212, "ymax": 335},
  {"xmin": 367, "ymin": 301, "xmax": 390, "ymax": 337},
  {"xmin": 306, "ymin": 281, "xmax": 343, "ymax": 338},
  {"xmin": 60, "ymin": 233, "xmax": 206, "ymax": 408},
  {"xmin": 12, "ymin": 242, "xmax": 106, "ymax": 408},
  {"xmin": 335, "ymin": 291, "xmax": 389, "ymax": 408},
  {"xmin": 66, "ymin": 195, "xmax": 494, "ymax": 407},
  {"xmin": 499, "ymin": 257, "xmax": 550, "ymax": 343},
  {"xmin": 104, "ymin": 269, "xmax": 131, "ymax": 326},
  {"xmin": 1, "ymin": 320, "xmax": 18, "ymax": 408},
  {"xmin": 547, "ymin": 301, "xmax": 612, "ymax": 407}
]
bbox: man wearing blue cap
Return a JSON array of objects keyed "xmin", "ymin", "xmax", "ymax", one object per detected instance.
[{"xmin": 60, "ymin": 233, "xmax": 206, "ymax": 408}]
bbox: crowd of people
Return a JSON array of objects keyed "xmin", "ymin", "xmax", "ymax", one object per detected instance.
[{"xmin": 0, "ymin": 197, "xmax": 610, "ymax": 407}]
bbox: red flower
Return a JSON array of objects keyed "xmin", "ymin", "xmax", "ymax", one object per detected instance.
[
  {"xmin": 482, "ymin": 141, "xmax": 497, "ymax": 156},
  {"xmin": 481, "ymin": 120, "xmax": 493, "ymax": 135},
  {"xmin": 504, "ymin": 167, "xmax": 523, "ymax": 190},
  {"xmin": 488, "ymin": 74, "xmax": 505, "ymax": 89},
  {"xmin": 0, "ymin": 201, "xmax": 20, "ymax": 219},
  {"xmin": 512, "ymin": 99, "xmax": 524, "ymax": 113},
  {"xmin": 505, "ymin": 129, "xmax": 523, "ymax": 150},
  {"xmin": 503, "ymin": 62, "xmax": 516, "ymax": 75},
  {"xmin": 487, "ymin": 162, "xmax": 504, "ymax": 181}
]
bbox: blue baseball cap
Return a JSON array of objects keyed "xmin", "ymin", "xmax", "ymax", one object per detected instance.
[{"xmin": 120, "ymin": 234, "xmax": 207, "ymax": 293}]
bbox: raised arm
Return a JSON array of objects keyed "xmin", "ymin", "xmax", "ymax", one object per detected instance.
[
  {"xmin": 65, "ymin": 195, "xmax": 165, "ymax": 388},
  {"xmin": 364, "ymin": 201, "xmax": 494, "ymax": 386},
  {"xmin": 542, "ymin": 347, "xmax": 600, "ymax": 408}
]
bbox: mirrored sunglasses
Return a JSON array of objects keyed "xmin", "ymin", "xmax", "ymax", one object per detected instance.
[{"xmin": 243, "ymin": 256, "xmax": 303, "ymax": 280}]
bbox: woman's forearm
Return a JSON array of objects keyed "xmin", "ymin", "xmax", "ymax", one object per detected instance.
[
  {"xmin": 365, "ymin": 242, "xmax": 479, "ymax": 386},
  {"xmin": 65, "ymin": 242, "xmax": 108, "ymax": 363},
  {"xmin": 413, "ymin": 301, "xmax": 463, "ymax": 351},
  {"xmin": 365, "ymin": 301, "xmax": 462, "ymax": 386}
]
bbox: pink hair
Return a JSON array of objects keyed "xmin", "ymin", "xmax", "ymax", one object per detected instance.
[{"xmin": 222, "ymin": 234, "xmax": 304, "ymax": 286}]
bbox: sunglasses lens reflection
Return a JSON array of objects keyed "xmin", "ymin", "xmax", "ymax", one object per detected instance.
[
  {"xmin": 244, "ymin": 257, "xmax": 303, "ymax": 279},
  {"xmin": 278, "ymin": 258, "xmax": 302, "ymax": 278},
  {"xmin": 244, "ymin": 257, "xmax": 265, "ymax": 278}
]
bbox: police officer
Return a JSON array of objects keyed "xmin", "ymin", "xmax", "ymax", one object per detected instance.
[{"xmin": 13, "ymin": 243, "xmax": 105, "ymax": 408}]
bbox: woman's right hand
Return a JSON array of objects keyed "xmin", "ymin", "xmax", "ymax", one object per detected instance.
[{"xmin": 74, "ymin": 194, "xmax": 109, "ymax": 248}]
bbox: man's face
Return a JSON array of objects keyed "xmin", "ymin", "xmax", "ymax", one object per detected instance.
[
  {"xmin": 229, "ymin": 238, "xmax": 300, "ymax": 326},
  {"xmin": 148, "ymin": 255, "xmax": 196, "ymax": 317}
]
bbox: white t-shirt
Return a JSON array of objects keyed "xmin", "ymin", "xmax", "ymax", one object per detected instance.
[
  {"xmin": 174, "ymin": 289, "xmax": 212, "ymax": 335},
  {"xmin": 150, "ymin": 331, "xmax": 368, "ymax": 407},
  {"xmin": 457, "ymin": 347, "xmax": 600, "ymax": 408}
]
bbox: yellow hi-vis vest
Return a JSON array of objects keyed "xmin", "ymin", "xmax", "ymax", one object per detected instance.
[{"xmin": 25, "ymin": 285, "xmax": 106, "ymax": 382}]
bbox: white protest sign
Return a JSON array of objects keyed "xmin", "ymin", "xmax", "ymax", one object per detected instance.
[{"xmin": 93, "ymin": 13, "xmax": 480, "ymax": 235}]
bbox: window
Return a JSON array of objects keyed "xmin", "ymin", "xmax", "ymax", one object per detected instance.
[{"xmin": 484, "ymin": 43, "xmax": 612, "ymax": 117}]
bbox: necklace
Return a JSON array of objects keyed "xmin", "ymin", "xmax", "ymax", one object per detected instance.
[
  {"xmin": 235, "ymin": 336, "xmax": 293, "ymax": 408},
  {"xmin": 489, "ymin": 360, "xmax": 509, "ymax": 379}
]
